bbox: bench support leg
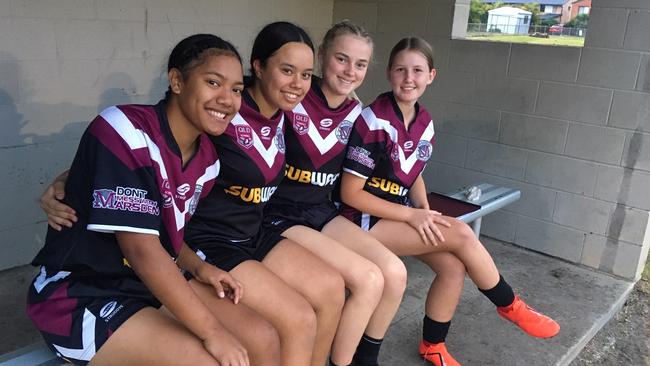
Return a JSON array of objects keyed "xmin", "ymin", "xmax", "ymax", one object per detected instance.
[{"xmin": 470, "ymin": 218, "xmax": 482, "ymax": 237}]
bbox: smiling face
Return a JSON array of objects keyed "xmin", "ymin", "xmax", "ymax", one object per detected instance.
[
  {"xmin": 251, "ymin": 42, "xmax": 314, "ymax": 117},
  {"xmin": 171, "ymin": 52, "xmax": 244, "ymax": 137},
  {"xmin": 387, "ymin": 49, "xmax": 436, "ymax": 108},
  {"xmin": 319, "ymin": 34, "xmax": 372, "ymax": 105}
]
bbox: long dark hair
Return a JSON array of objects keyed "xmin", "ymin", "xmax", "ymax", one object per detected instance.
[
  {"xmin": 249, "ymin": 21, "xmax": 314, "ymax": 84},
  {"xmin": 165, "ymin": 34, "xmax": 242, "ymax": 100}
]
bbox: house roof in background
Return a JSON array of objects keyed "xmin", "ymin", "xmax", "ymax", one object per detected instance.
[
  {"xmin": 488, "ymin": 6, "xmax": 533, "ymax": 15},
  {"xmin": 483, "ymin": 0, "xmax": 566, "ymax": 5}
]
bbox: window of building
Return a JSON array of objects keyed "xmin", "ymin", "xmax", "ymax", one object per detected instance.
[{"xmin": 460, "ymin": 0, "xmax": 588, "ymax": 47}]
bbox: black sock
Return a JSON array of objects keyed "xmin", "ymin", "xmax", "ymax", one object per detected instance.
[
  {"xmin": 422, "ymin": 315, "xmax": 451, "ymax": 344},
  {"xmin": 329, "ymin": 358, "xmax": 350, "ymax": 366},
  {"xmin": 479, "ymin": 274, "xmax": 515, "ymax": 307},
  {"xmin": 352, "ymin": 334, "xmax": 383, "ymax": 366}
]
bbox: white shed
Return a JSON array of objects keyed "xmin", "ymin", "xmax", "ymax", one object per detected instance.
[{"xmin": 487, "ymin": 6, "xmax": 532, "ymax": 35}]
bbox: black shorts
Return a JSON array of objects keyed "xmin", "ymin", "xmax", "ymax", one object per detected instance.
[
  {"xmin": 190, "ymin": 228, "xmax": 285, "ymax": 271},
  {"xmin": 263, "ymin": 201, "xmax": 340, "ymax": 235},
  {"xmin": 338, "ymin": 203, "xmax": 381, "ymax": 231},
  {"xmin": 26, "ymin": 266, "xmax": 161, "ymax": 365}
]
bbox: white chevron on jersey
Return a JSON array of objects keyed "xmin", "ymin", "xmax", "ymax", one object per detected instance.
[
  {"xmin": 100, "ymin": 106, "xmax": 148, "ymax": 149},
  {"xmin": 52, "ymin": 308, "xmax": 96, "ymax": 361},
  {"xmin": 96, "ymin": 106, "xmax": 220, "ymax": 232},
  {"xmin": 361, "ymin": 108, "xmax": 435, "ymax": 175},
  {"xmin": 293, "ymin": 103, "xmax": 362, "ymax": 155},
  {"xmin": 230, "ymin": 113, "xmax": 285, "ymax": 167},
  {"xmin": 33, "ymin": 266, "xmax": 71, "ymax": 293}
]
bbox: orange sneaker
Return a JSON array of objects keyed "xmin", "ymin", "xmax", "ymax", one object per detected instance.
[
  {"xmin": 418, "ymin": 340, "xmax": 461, "ymax": 366},
  {"xmin": 497, "ymin": 296, "xmax": 560, "ymax": 338}
]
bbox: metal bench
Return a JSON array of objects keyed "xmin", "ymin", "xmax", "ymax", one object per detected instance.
[
  {"xmin": 428, "ymin": 183, "xmax": 521, "ymax": 236},
  {"xmin": 0, "ymin": 342, "xmax": 67, "ymax": 366}
]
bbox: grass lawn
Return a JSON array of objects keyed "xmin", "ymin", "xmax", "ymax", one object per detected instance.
[{"xmin": 466, "ymin": 34, "xmax": 585, "ymax": 47}]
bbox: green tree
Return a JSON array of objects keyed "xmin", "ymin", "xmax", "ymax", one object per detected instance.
[
  {"xmin": 566, "ymin": 14, "xmax": 589, "ymax": 28},
  {"xmin": 515, "ymin": 3, "xmax": 541, "ymax": 25},
  {"xmin": 469, "ymin": 0, "xmax": 504, "ymax": 24}
]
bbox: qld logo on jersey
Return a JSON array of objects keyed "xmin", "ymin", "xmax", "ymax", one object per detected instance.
[
  {"xmin": 293, "ymin": 113, "xmax": 309, "ymax": 135},
  {"xmin": 162, "ymin": 192, "xmax": 173, "ymax": 208},
  {"xmin": 390, "ymin": 144, "xmax": 400, "ymax": 162},
  {"xmin": 161, "ymin": 179, "xmax": 173, "ymax": 208},
  {"xmin": 93, "ymin": 186, "xmax": 159, "ymax": 215},
  {"xmin": 236, "ymin": 125, "xmax": 253, "ymax": 149},
  {"xmin": 274, "ymin": 126, "xmax": 285, "ymax": 153},
  {"xmin": 416, "ymin": 140, "xmax": 433, "ymax": 161},
  {"xmin": 335, "ymin": 120, "xmax": 353, "ymax": 144}
]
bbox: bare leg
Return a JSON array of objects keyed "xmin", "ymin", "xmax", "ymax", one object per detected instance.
[
  {"xmin": 230, "ymin": 260, "xmax": 318, "ymax": 366},
  {"xmin": 369, "ymin": 217, "xmax": 500, "ymax": 290},
  {"xmin": 90, "ymin": 307, "xmax": 221, "ymax": 366},
  {"xmin": 321, "ymin": 216, "xmax": 407, "ymax": 339},
  {"xmin": 414, "ymin": 252, "xmax": 465, "ymax": 322},
  {"xmin": 187, "ymin": 279, "xmax": 281, "ymax": 365},
  {"xmin": 283, "ymin": 224, "xmax": 384, "ymax": 365},
  {"xmin": 263, "ymin": 239, "xmax": 346, "ymax": 366}
]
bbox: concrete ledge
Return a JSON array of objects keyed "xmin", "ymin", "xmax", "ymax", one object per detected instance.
[
  {"xmin": 0, "ymin": 342, "xmax": 65, "ymax": 366},
  {"xmin": 379, "ymin": 237, "xmax": 634, "ymax": 365},
  {"xmin": 556, "ymin": 280, "xmax": 634, "ymax": 365}
]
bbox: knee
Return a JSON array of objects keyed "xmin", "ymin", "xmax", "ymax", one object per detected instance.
[
  {"xmin": 435, "ymin": 256, "xmax": 466, "ymax": 283},
  {"xmin": 347, "ymin": 262, "xmax": 385, "ymax": 301},
  {"xmin": 450, "ymin": 220, "xmax": 479, "ymax": 251},
  {"xmin": 250, "ymin": 320, "xmax": 281, "ymax": 360},
  {"xmin": 381, "ymin": 257, "xmax": 408, "ymax": 295},
  {"xmin": 314, "ymin": 268, "xmax": 346, "ymax": 311},
  {"xmin": 459, "ymin": 221, "xmax": 477, "ymax": 242},
  {"xmin": 286, "ymin": 298, "xmax": 318, "ymax": 338}
]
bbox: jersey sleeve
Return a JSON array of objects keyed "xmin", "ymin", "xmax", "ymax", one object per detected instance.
[
  {"xmin": 84, "ymin": 115, "xmax": 162, "ymax": 236},
  {"xmin": 342, "ymin": 110, "xmax": 387, "ymax": 179}
]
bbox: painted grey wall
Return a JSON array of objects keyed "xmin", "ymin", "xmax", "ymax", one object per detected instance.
[
  {"xmin": 0, "ymin": 0, "xmax": 334, "ymax": 271},
  {"xmin": 334, "ymin": 0, "xmax": 650, "ymax": 280}
]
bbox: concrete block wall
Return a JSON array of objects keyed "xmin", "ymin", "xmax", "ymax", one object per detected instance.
[
  {"xmin": 0, "ymin": 0, "xmax": 334, "ymax": 271},
  {"xmin": 334, "ymin": 0, "xmax": 650, "ymax": 280}
]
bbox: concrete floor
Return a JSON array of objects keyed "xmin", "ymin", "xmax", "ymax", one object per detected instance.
[
  {"xmin": 0, "ymin": 237, "xmax": 634, "ymax": 365},
  {"xmin": 379, "ymin": 237, "xmax": 634, "ymax": 365},
  {"xmin": 0, "ymin": 265, "xmax": 40, "ymax": 356}
]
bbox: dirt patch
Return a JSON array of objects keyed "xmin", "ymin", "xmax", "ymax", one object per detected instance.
[{"xmin": 571, "ymin": 277, "xmax": 650, "ymax": 365}]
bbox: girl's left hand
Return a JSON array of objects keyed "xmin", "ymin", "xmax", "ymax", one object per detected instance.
[
  {"xmin": 194, "ymin": 263, "xmax": 243, "ymax": 304},
  {"xmin": 426, "ymin": 210, "xmax": 451, "ymax": 243}
]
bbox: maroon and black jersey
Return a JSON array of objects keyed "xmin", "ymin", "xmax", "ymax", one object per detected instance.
[
  {"xmin": 271, "ymin": 82, "xmax": 362, "ymax": 205},
  {"xmin": 185, "ymin": 91, "xmax": 286, "ymax": 243},
  {"xmin": 340, "ymin": 92, "xmax": 435, "ymax": 211},
  {"xmin": 31, "ymin": 102, "xmax": 219, "ymax": 276}
]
